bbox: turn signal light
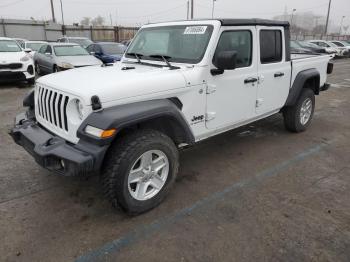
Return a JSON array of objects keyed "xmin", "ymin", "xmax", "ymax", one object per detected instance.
[
  {"xmin": 101, "ymin": 129, "xmax": 117, "ymax": 138},
  {"xmin": 85, "ymin": 125, "xmax": 116, "ymax": 138}
]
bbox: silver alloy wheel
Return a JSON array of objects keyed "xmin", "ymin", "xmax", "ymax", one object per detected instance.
[
  {"xmin": 128, "ymin": 150, "xmax": 169, "ymax": 201},
  {"xmin": 300, "ymin": 98, "xmax": 313, "ymax": 125}
]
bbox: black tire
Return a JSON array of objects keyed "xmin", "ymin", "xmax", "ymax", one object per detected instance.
[
  {"xmin": 283, "ymin": 88, "xmax": 315, "ymax": 132},
  {"xmin": 53, "ymin": 65, "xmax": 59, "ymax": 73},
  {"xmin": 35, "ymin": 63, "xmax": 41, "ymax": 76},
  {"xmin": 27, "ymin": 77, "xmax": 35, "ymax": 85},
  {"xmin": 102, "ymin": 129, "xmax": 179, "ymax": 215}
]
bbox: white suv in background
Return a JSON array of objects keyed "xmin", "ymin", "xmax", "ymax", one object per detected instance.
[
  {"xmin": 308, "ymin": 40, "xmax": 348, "ymax": 57},
  {"xmin": 0, "ymin": 37, "xmax": 35, "ymax": 84}
]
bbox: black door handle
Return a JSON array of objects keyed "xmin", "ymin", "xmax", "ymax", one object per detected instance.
[
  {"xmin": 274, "ymin": 72, "xmax": 285, "ymax": 77},
  {"xmin": 244, "ymin": 77, "xmax": 258, "ymax": 84}
]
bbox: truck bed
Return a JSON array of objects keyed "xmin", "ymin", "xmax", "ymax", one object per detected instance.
[{"xmin": 291, "ymin": 53, "xmax": 332, "ymax": 88}]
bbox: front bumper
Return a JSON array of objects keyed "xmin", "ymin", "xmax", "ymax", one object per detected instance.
[
  {"xmin": 10, "ymin": 111, "xmax": 107, "ymax": 176},
  {"xmin": 0, "ymin": 64, "xmax": 35, "ymax": 82}
]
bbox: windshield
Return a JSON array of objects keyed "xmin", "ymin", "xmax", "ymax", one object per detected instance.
[
  {"xmin": 0, "ymin": 40, "xmax": 22, "ymax": 52},
  {"xmin": 126, "ymin": 25, "xmax": 214, "ymax": 64},
  {"xmin": 54, "ymin": 45, "xmax": 89, "ymax": 56},
  {"xmin": 69, "ymin": 38, "xmax": 93, "ymax": 47},
  {"xmin": 102, "ymin": 43, "xmax": 126, "ymax": 55},
  {"xmin": 26, "ymin": 42, "xmax": 46, "ymax": 51},
  {"xmin": 290, "ymin": 41, "xmax": 301, "ymax": 48}
]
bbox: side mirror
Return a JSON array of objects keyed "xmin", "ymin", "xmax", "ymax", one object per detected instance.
[
  {"xmin": 90, "ymin": 51, "xmax": 95, "ymax": 55},
  {"xmin": 23, "ymin": 48, "xmax": 32, "ymax": 53},
  {"xmin": 211, "ymin": 51, "xmax": 237, "ymax": 75}
]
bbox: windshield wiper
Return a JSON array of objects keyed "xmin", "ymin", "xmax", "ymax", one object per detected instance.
[
  {"xmin": 126, "ymin": 52, "xmax": 144, "ymax": 63},
  {"xmin": 149, "ymin": 54, "xmax": 180, "ymax": 69}
]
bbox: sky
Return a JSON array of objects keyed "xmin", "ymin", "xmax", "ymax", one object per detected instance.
[{"xmin": 1, "ymin": 0, "xmax": 349, "ymax": 31}]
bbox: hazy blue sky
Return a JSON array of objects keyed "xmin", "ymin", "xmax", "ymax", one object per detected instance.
[{"xmin": 1, "ymin": 0, "xmax": 349, "ymax": 30}]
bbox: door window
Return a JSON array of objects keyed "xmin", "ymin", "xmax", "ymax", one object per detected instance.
[
  {"xmin": 38, "ymin": 45, "xmax": 47, "ymax": 54},
  {"xmin": 260, "ymin": 30, "xmax": 282, "ymax": 63},
  {"xmin": 214, "ymin": 30, "xmax": 252, "ymax": 68}
]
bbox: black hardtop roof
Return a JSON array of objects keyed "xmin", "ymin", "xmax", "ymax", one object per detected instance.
[{"xmin": 219, "ymin": 18, "xmax": 289, "ymax": 27}]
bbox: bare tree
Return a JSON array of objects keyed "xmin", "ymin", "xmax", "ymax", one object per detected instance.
[
  {"xmin": 91, "ymin": 16, "xmax": 105, "ymax": 26},
  {"xmin": 80, "ymin": 17, "xmax": 91, "ymax": 26}
]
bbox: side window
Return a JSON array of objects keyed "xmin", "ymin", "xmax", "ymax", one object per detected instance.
[
  {"xmin": 95, "ymin": 45, "xmax": 102, "ymax": 54},
  {"xmin": 39, "ymin": 45, "xmax": 47, "ymax": 54},
  {"xmin": 86, "ymin": 45, "xmax": 94, "ymax": 53},
  {"xmin": 260, "ymin": 30, "xmax": 282, "ymax": 64},
  {"xmin": 45, "ymin": 45, "xmax": 52, "ymax": 54},
  {"xmin": 214, "ymin": 30, "xmax": 252, "ymax": 68}
]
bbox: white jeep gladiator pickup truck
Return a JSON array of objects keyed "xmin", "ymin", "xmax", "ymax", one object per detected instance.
[{"xmin": 11, "ymin": 19, "xmax": 333, "ymax": 214}]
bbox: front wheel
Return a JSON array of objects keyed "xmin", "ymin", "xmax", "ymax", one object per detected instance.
[
  {"xmin": 283, "ymin": 88, "xmax": 315, "ymax": 132},
  {"xmin": 102, "ymin": 129, "xmax": 179, "ymax": 215}
]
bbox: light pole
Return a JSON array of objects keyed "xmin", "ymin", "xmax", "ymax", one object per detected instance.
[
  {"xmin": 212, "ymin": 0, "xmax": 217, "ymax": 19},
  {"xmin": 339, "ymin": 16, "xmax": 345, "ymax": 35},
  {"xmin": 59, "ymin": 0, "xmax": 65, "ymax": 26},
  {"xmin": 290, "ymin": 8, "xmax": 296, "ymax": 29}
]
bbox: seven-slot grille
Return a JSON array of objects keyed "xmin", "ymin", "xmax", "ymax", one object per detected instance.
[{"xmin": 37, "ymin": 86, "xmax": 70, "ymax": 132}]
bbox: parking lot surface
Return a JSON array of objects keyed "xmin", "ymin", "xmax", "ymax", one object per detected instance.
[{"xmin": 1, "ymin": 60, "xmax": 350, "ymax": 262}]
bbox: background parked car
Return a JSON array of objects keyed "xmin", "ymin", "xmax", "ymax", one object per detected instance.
[
  {"xmin": 57, "ymin": 36, "xmax": 93, "ymax": 48},
  {"xmin": 295, "ymin": 41, "xmax": 327, "ymax": 53},
  {"xmin": 86, "ymin": 42, "xmax": 126, "ymax": 63},
  {"xmin": 331, "ymin": 41, "xmax": 350, "ymax": 57},
  {"xmin": 24, "ymin": 41, "xmax": 47, "ymax": 58},
  {"xmin": 13, "ymin": 38, "xmax": 28, "ymax": 49},
  {"xmin": 121, "ymin": 39, "xmax": 132, "ymax": 47},
  {"xmin": 0, "ymin": 37, "xmax": 34, "ymax": 84},
  {"xmin": 308, "ymin": 40, "xmax": 347, "ymax": 57},
  {"xmin": 34, "ymin": 43, "xmax": 102, "ymax": 75}
]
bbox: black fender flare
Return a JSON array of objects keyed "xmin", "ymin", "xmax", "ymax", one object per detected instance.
[
  {"xmin": 284, "ymin": 69, "xmax": 320, "ymax": 107},
  {"xmin": 77, "ymin": 99, "xmax": 195, "ymax": 146}
]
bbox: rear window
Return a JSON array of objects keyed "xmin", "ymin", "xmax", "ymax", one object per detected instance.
[{"xmin": 260, "ymin": 30, "xmax": 282, "ymax": 64}]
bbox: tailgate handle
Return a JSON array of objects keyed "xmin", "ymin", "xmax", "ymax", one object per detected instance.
[
  {"xmin": 244, "ymin": 77, "xmax": 258, "ymax": 84},
  {"xmin": 274, "ymin": 72, "xmax": 285, "ymax": 78}
]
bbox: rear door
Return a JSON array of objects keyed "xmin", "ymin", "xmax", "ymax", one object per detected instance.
[
  {"xmin": 41, "ymin": 45, "xmax": 54, "ymax": 72},
  {"xmin": 206, "ymin": 26, "xmax": 258, "ymax": 129},
  {"xmin": 256, "ymin": 27, "xmax": 291, "ymax": 114}
]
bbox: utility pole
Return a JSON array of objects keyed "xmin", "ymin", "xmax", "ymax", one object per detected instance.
[
  {"xmin": 290, "ymin": 9, "xmax": 296, "ymax": 32},
  {"xmin": 339, "ymin": 16, "xmax": 345, "ymax": 35},
  {"xmin": 324, "ymin": 0, "xmax": 332, "ymax": 35},
  {"xmin": 109, "ymin": 14, "xmax": 113, "ymax": 26},
  {"xmin": 186, "ymin": 0, "xmax": 189, "ymax": 20},
  {"xmin": 50, "ymin": 0, "xmax": 56, "ymax": 23},
  {"xmin": 59, "ymin": 0, "xmax": 65, "ymax": 25},
  {"xmin": 211, "ymin": 0, "xmax": 217, "ymax": 19},
  {"xmin": 190, "ymin": 0, "xmax": 194, "ymax": 20}
]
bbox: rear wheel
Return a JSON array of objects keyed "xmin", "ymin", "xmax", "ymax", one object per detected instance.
[
  {"xmin": 102, "ymin": 129, "xmax": 179, "ymax": 215},
  {"xmin": 283, "ymin": 88, "xmax": 315, "ymax": 132},
  {"xmin": 53, "ymin": 65, "xmax": 59, "ymax": 73}
]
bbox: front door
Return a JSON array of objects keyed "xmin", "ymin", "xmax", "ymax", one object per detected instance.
[
  {"xmin": 206, "ymin": 26, "xmax": 258, "ymax": 130},
  {"xmin": 256, "ymin": 27, "xmax": 291, "ymax": 114}
]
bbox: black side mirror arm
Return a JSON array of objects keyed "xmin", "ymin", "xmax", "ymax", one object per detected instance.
[{"xmin": 210, "ymin": 68, "xmax": 224, "ymax": 76}]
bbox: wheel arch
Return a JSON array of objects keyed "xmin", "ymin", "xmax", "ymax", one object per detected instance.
[
  {"xmin": 77, "ymin": 98, "xmax": 195, "ymax": 147},
  {"xmin": 284, "ymin": 69, "xmax": 320, "ymax": 107}
]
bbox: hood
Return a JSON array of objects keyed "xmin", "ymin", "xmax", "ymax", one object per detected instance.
[
  {"xmin": 0, "ymin": 51, "xmax": 25, "ymax": 63},
  {"xmin": 37, "ymin": 62, "xmax": 187, "ymax": 105},
  {"xmin": 56, "ymin": 55, "xmax": 102, "ymax": 67}
]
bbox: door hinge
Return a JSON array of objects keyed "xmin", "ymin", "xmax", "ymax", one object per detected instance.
[
  {"xmin": 256, "ymin": 99, "xmax": 263, "ymax": 108},
  {"xmin": 206, "ymin": 84, "xmax": 217, "ymax": 94},
  {"xmin": 205, "ymin": 112, "xmax": 216, "ymax": 121}
]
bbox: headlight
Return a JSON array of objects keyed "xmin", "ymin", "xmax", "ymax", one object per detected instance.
[
  {"xmin": 60, "ymin": 62, "xmax": 74, "ymax": 69},
  {"xmin": 67, "ymin": 99, "xmax": 85, "ymax": 124},
  {"xmin": 20, "ymin": 55, "xmax": 30, "ymax": 62}
]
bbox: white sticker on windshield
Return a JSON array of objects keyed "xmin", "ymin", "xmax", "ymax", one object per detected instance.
[{"xmin": 184, "ymin": 26, "xmax": 207, "ymax": 35}]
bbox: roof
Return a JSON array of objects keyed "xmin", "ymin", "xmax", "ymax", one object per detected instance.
[
  {"xmin": 60, "ymin": 36, "xmax": 90, "ymax": 39},
  {"xmin": 147, "ymin": 18, "xmax": 289, "ymax": 27},
  {"xmin": 219, "ymin": 18, "xmax": 289, "ymax": 27},
  {"xmin": 49, "ymin": 42, "xmax": 80, "ymax": 46},
  {"xmin": 0, "ymin": 37, "xmax": 16, "ymax": 41},
  {"xmin": 25, "ymin": 41, "xmax": 48, "ymax": 43},
  {"xmin": 95, "ymin": 42, "xmax": 124, "ymax": 45}
]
